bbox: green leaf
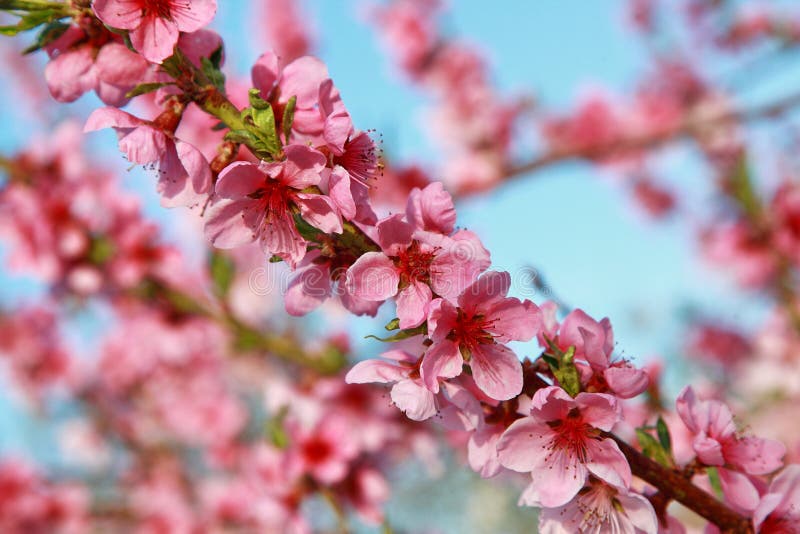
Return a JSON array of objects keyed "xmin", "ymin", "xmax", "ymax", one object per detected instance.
[
  {"xmin": 384, "ymin": 318, "xmax": 400, "ymax": 331},
  {"xmin": 707, "ymin": 467, "xmax": 724, "ymax": 500},
  {"xmin": 268, "ymin": 255, "xmax": 283, "ymax": 263},
  {"xmin": 282, "ymin": 95, "xmax": 297, "ymax": 141},
  {"xmin": 249, "ymin": 106, "xmax": 279, "ymax": 153},
  {"xmin": 200, "ymin": 56, "xmax": 225, "ymax": 92},
  {"xmin": 656, "ymin": 416, "xmax": 672, "ymax": 455},
  {"xmin": 224, "ymin": 129, "xmax": 264, "ymax": 148},
  {"xmin": 366, "ymin": 324, "xmax": 427, "ymax": 343},
  {"xmin": 87, "ymin": 236, "xmax": 115, "ymax": 264},
  {"xmin": 293, "ymin": 213, "xmax": 322, "ymax": 242},
  {"xmin": 543, "ymin": 345, "xmax": 581, "ymax": 397},
  {"xmin": 125, "ymin": 82, "xmax": 172, "ymax": 99},
  {"xmin": 264, "ymin": 406, "xmax": 290, "ymax": 449},
  {"xmin": 208, "ymin": 44, "xmax": 224, "ymax": 70},
  {"xmin": 209, "ymin": 251, "xmax": 235, "ymax": 298},
  {"xmin": 21, "ymin": 19, "xmax": 68, "ymax": 54},
  {"xmin": 729, "ymin": 155, "xmax": 762, "ymax": 220},
  {"xmin": 635, "ymin": 428, "xmax": 673, "ymax": 468},
  {"xmin": 0, "ymin": 8, "xmax": 58, "ymax": 35},
  {"xmin": 248, "ymin": 87, "xmax": 270, "ymax": 110}
]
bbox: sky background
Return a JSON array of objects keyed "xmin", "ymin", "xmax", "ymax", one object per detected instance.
[{"xmin": 0, "ymin": 1, "xmax": 780, "ymax": 531}]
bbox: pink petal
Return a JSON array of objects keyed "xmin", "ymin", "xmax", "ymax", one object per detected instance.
[
  {"xmin": 345, "ymin": 252, "xmax": 399, "ymax": 301},
  {"xmin": 405, "ymin": 182, "xmax": 456, "ymax": 234},
  {"xmin": 327, "ymin": 166, "xmax": 356, "ymax": 220},
  {"xmin": 426, "ymin": 298, "xmax": 458, "ymax": 342},
  {"xmin": 396, "ymin": 281, "xmax": 432, "ymax": 330},
  {"xmin": 93, "ymin": 0, "xmax": 142, "ymax": 30},
  {"xmin": 496, "ymin": 417, "xmax": 552, "ymax": 472},
  {"xmin": 469, "ymin": 343, "xmax": 523, "ymax": 401},
  {"xmin": 530, "ymin": 386, "xmax": 574, "ymax": 421},
  {"xmin": 169, "ymin": 0, "xmax": 217, "ymax": 32},
  {"xmin": 203, "ymin": 198, "xmax": 259, "ymax": 249},
  {"xmin": 604, "ymin": 366, "xmax": 650, "ymax": 399},
  {"xmin": 119, "ymin": 125, "xmax": 169, "ymax": 164},
  {"xmin": 281, "ymin": 145, "xmax": 327, "ymax": 189},
  {"xmin": 280, "ymin": 56, "xmax": 329, "ymax": 107},
  {"xmin": 726, "ymin": 437, "xmax": 785, "ymax": 475},
  {"xmin": 84, "ymin": 107, "xmax": 144, "ymax": 132},
  {"xmin": 718, "ymin": 468, "xmax": 760, "ymax": 512},
  {"xmin": 694, "ymin": 435, "xmax": 725, "ymax": 466},
  {"xmin": 429, "ymin": 230, "xmax": 490, "ymax": 300},
  {"xmin": 285, "ymin": 262, "xmax": 332, "ymax": 316},
  {"xmin": 259, "ymin": 213, "xmax": 307, "ymax": 267},
  {"xmin": 215, "ymin": 162, "xmax": 265, "ymax": 198},
  {"xmin": 345, "ymin": 360, "xmax": 407, "ymax": 384},
  {"xmin": 585, "ymin": 438, "xmax": 632, "ymax": 490},
  {"xmin": 296, "ymin": 193, "xmax": 342, "ymax": 234},
  {"xmin": 574, "ymin": 392, "xmax": 621, "ymax": 432},
  {"xmin": 44, "ymin": 47, "xmax": 96, "ymax": 103},
  {"xmin": 459, "ymin": 271, "xmax": 511, "ymax": 312},
  {"xmin": 487, "ymin": 297, "xmax": 541, "ymax": 343},
  {"xmin": 129, "ymin": 14, "xmax": 180, "ymax": 64},
  {"xmin": 468, "ymin": 426, "xmax": 504, "ymax": 478},
  {"xmin": 94, "ymin": 42, "xmax": 150, "ymax": 86},
  {"xmin": 529, "ymin": 448, "xmax": 589, "ymax": 507},
  {"xmin": 252, "ymin": 51, "xmax": 280, "ymax": 99},
  {"xmin": 376, "ymin": 214, "xmax": 414, "ymax": 255},
  {"xmin": 156, "ymin": 140, "xmax": 210, "ymax": 208},
  {"xmin": 420, "ymin": 339, "xmax": 462, "ymax": 393},
  {"xmin": 390, "ymin": 380, "xmax": 436, "ymax": 421}
]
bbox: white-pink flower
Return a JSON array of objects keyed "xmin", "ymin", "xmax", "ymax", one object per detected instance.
[{"xmin": 497, "ymin": 386, "xmax": 631, "ymax": 507}]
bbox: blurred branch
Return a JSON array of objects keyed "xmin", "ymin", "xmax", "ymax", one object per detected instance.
[{"xmin": 499, "ymin": 89, "xmax": 800, "ymax": 185}]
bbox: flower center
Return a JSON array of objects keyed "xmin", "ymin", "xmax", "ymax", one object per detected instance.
[
  {"xmin": 448, "ymin": 309, "xmax": 495, "ymax": 353},
  {"xmin": 142, "ymin": 0, "xmax": 173, "ymax": 20},
  {"xmin": 333, "ymin": 132, "xmax": 379, "ymax": 187},
  {"xmin": 394, "ymin": 241, "xmax": 436, "ymax": 287}
]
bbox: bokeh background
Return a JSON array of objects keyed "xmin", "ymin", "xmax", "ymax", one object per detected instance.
[{"xmin": 0, "ymin": 1, "xmax": 788, "ymax": 531}]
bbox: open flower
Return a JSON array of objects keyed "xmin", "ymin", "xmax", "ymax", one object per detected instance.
[
  {"xmin": 539, "ymin": 305, "xmax": 649, "ymax": 398},
  {"xmin": 93, "ymin": 0, "xmax": 218, "ymax": 64},
  {"xmin": 423, "ymin": 271, "xmax": 540, "ymax": 400},
  {"xmin": 84, "ymin": 107, "xmax": 212, "ymax": 208},
  {"xmin": 539, "ymin": 477, "xmax": 657, "ymax": 534},
  {"xmin": 204, "ymin": 145, "xmax": 340, "ymax": 267},
  {"xmin": 497, "ymin": 386, "xmax": 631, "ymax": 507},
  {"xmin": 676, "ymin": 386, "xmax": 786, "ymax": 512},
  {"xmin": 345, "ymin": 212, "xmax": 490, "ymax": 329}
]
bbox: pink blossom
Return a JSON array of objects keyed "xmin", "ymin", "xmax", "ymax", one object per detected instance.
[
  {"xmin": 539, "ymin": 307, "xmax": 650, "ymax": 399},
  {"xmin": 44, "ymin": 27, "xmax": 151, "ymax": 105},
  {"xmin": 539, "ymin": 477, "xmax": 658, "ymax": 534},
  {"xmin": 676, "ymin": 386, "xmax": 786, "ymax": 511},
  {"xmin": 84, "ymin": 107, "xmax": 212, "ymax": 208},
  {"xmin": 255, "ymin": 0, "xmax": 315, "ymax": 66},
  {"xmin": 345, "ymin": 205, "xmax": 490, "ymax": 329},
  {"xmin": 204, "ymin": 145, "xmax": 340, "ymax": 267},
  {"xmin": 497, "ymin": 386, "xmax": 631, "ymax": 507},
  {"xmin": 753, "ymin": 464, "xmax": 800, "ymax": 532},
  {"xmin": 346, "ymin": 345, "xmax": 438, "ymax": 421},
  {"xmin": 424, "ymin": 271, "xmax": 540, "ymax": 400},
  {"xmin": 284, "ymin": 249, "xmax": 380, "ymax": 317},
  {"xmin": 252, "ymin": 51, "xmax": 330, "ymax": 140},
  {"xmin": 93, "ymin": 0, "xmax": 218, "ymax": 64},
  {"xmin": 288, "ymin": 416, "xmax": 360, "ymax": 485}
]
